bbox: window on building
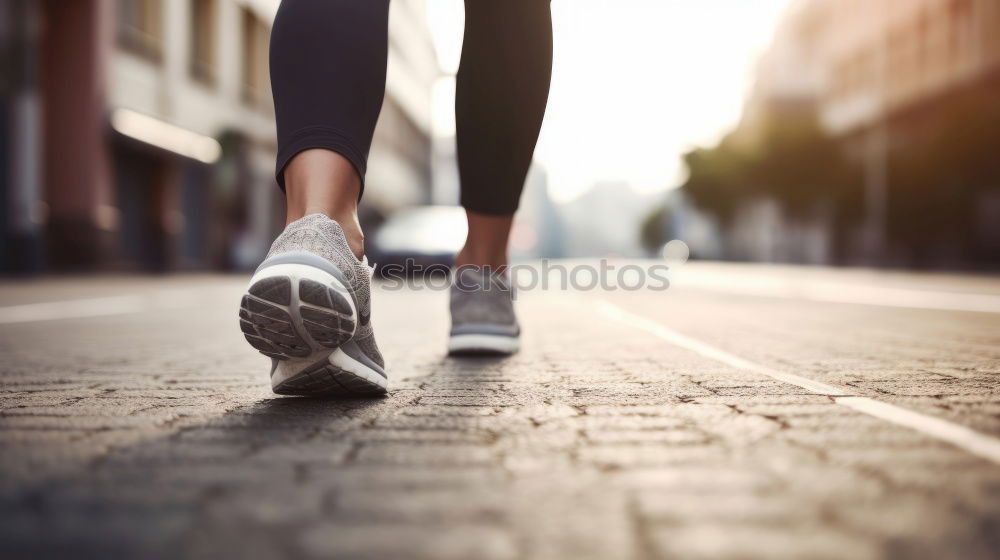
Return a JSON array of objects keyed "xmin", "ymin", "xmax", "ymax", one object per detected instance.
[
  {"xmin": 241, "ymin": 8, "xmax": 271, "ymax": 110},
  {"xmin": 118, "ymin": 0, "xmax": 163, "ymax": 61},
  {"xmin": 915, "ymin": 12, "xmax": 930, "ymax": 79},
  {"xmin": 889, "ymin": 27, "xmax": 913, "ymax": 90},
  {"xmin": 190, "ymin": 0, "xmax": 217, "ymax": 84},
  {"xmin": 947, "ymin": 0, "xmax": 972, "ymax": 67}
]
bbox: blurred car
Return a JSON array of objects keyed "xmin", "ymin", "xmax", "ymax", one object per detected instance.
[{"xmin": 367, "ymin": 205, "xmax": 467, "ymax": 277}]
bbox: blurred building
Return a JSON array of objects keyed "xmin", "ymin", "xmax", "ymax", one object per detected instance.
[
  {"xmin": 0, "ymin": 0, "xmax": 437, "ymax": 273},
  {"xmin": 706, "ymin": 0, "xmax": 1000, "ymax": 268},
  {"xmin": 561, "ymin": 181, "xmax": 659, "ymax": 258},
  {"xmin": 368, "ymin": 0, "xmax": 438, "ymax": 220},
  {"xmin": 820, "ymin": 0, "xmax": 1000, "ymax": 267},
  {"xmin": 733, "ymin": 0, "xmax": 826, "ymax": 150},
  {"xmin": 510, "ymin": 164, "xmax": 565, "ymax": 260},
  {"xmin": 819, "ymin": 0, "xmax": 1000, "ymax": 134}
]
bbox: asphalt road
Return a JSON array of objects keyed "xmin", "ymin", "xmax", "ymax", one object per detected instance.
[{"xmin": 1, "ymin": 261, "xmax": 998, "ymax": 559}]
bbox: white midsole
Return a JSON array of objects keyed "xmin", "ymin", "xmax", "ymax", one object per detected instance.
[
  {"xmin": 330, "ymin": 347, "xmax": 388, "ymax": 388},
  {"xmin": 448, "ymin": 333, "xmax": 521, "ymax": 354},
  {"xmin": 271, "ymin": 348, "xmax": 388, "ymax": 390}
]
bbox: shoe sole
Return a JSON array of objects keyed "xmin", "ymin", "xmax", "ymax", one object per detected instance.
[
  {"xmin": 447, "ymin": 333, "xmax": 520, "ymax": 356},
  {"xmin": 240, "ymin": 262, "xmax": 387, "ymax": 396}
]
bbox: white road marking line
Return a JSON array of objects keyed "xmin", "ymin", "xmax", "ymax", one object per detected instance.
[
  {"xmin": 0, "ymin": 295, "xmax": 147, "ymax": 324},
  {"xmin": 597, "ymin": 299, "xmax": 1000, "ymax": 465},
  {"xmin": 834, "ymin": 397, "xmax": 1000, "ymax": 464},
  {"xmin": 672, "ymin": 272, "xmax": 1000, "ymax": 313},
  {"xmin": 596, "ymin": 300, "xmax": 849, "ymax": 396},
  {"xmin": 0, "ymin": 289, "xmax": 233, "ymax": 325},
  {"xmin": 792, "ymin": 284, "xmax": 1000, "ymax": 314}
]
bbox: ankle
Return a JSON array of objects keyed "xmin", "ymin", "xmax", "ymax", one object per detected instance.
[
  {"xmin": 282, "ymin": 149, "xmax": 364, "ymax": 259},
  {"xmin": 454, "ymin": 246, "xmax": 508, "ymax": 273},
  {"xmin": 457, "ymin": 210, "xmax": 513, "ymax": 273},
  {"xmin": 286, "ymin": 207, "xmax": 365, "ymax": 260},
  {"xmin": 337, "ymin": 218, "xmax": 365, "ymax": 261}
]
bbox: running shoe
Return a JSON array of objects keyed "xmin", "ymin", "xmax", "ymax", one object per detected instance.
[
  {"xmin": 239, "ymin": 214, "xmax": 387, "ymax": 395},
  {"xmin": 448, "ymin": 267, "xmax": 520, "ymax": 355}
]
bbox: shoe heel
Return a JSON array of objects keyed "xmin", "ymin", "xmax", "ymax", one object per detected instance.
[{"xmin": 240, "ymin": 264, "xmax": 357, "ymax": 360}]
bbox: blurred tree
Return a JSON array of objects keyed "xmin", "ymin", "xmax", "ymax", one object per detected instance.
[
  {"xmin": 681, "ymin": 135, "xmax": 754, "ymax": 223},
  {"xmin": 677, "ymin": 85, "xmax": 1000, "ymax": 268},
  {"xmin": 748, "ymin": 113, "xmax": 852, "ymax": 217},
  {"xmin": 640, "ymin": 204, "xmax": 670, "ymax": 255},
  {"xmin": 681, "ymin": 111, "xmax": 858, "ymax": 221}
]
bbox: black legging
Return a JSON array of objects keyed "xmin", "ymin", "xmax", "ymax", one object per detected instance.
[{"xmin": 270, "ymin": 0, "xmax": 552, "ymax": 215}]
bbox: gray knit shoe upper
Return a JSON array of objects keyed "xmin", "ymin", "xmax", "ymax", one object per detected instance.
[
  {"xmin": 449, "ymin": 267, "xmax": 520, "ymax": 339},
  {"xmin": 265, "ymin": 214, "xmax": 384, "ymax": 368}
]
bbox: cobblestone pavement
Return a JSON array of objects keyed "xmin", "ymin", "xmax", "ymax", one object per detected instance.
[{"xmin": 1, "ymin": 263, "xmax": 999, "ymax": 559}]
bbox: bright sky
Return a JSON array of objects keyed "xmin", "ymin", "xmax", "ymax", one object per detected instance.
[{"xmin": 426, "ymin": 0, "xmax": 791, "ymax": 203}]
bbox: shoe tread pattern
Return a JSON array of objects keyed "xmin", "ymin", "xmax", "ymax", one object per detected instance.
[
  {"xmin": 298, "ymin": 279, "xmax": 355, "ymax": 348},
  {"xmin": 240, "ymin": 276, "xmax": 311, "ymax": 359}
]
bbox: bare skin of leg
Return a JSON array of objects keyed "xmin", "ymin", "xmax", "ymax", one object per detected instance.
[
  {"xmin": 284, "ymin": 149, "xmax": 365, "ymax": 260},
  {"xmin": 284, "ymin": 149, "xmax": 512, "ymax": 270},
  {"xmin": 454, "ymin": 210, "xmax": 514, "ymax": 273}
]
